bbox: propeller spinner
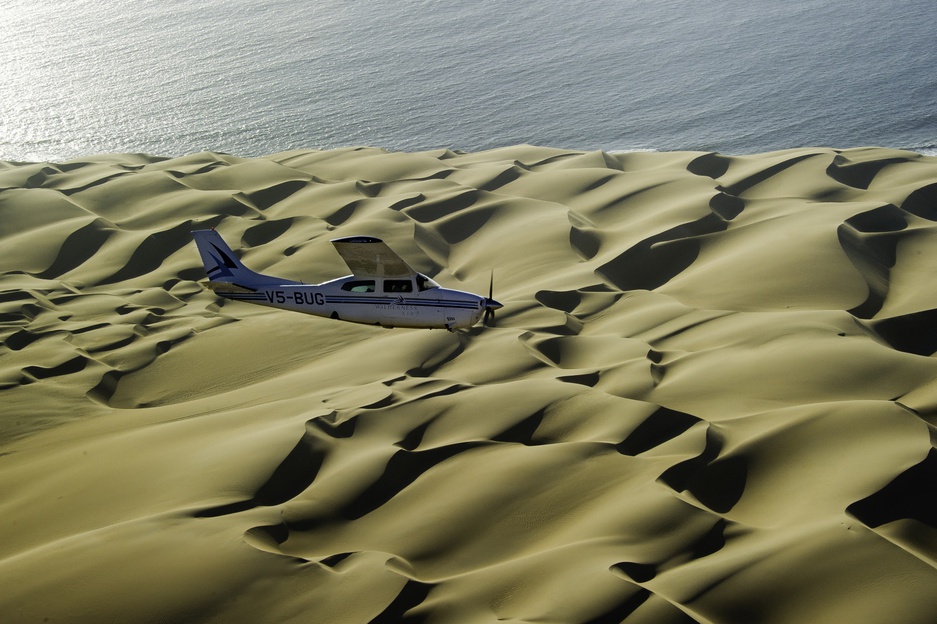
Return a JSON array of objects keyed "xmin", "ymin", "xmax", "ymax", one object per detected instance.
[{"xmin": 483, "ymin": 271, "xmax": 502, "ymax": 326}]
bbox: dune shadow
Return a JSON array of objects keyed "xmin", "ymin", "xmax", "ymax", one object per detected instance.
[
  {"xmin": 195, "ymin": 417, "xmax": 341, "ymax": 518},
  {"xmin": 687, "ymin": 153, "xmax": 731, "ymax": 179},
  {"xmin": 616, "ymin": 407, "xmax": 700, "ymax": 456},
  {"xmin": 833, "ymin": 156, "xmax": 937, "ymax": 320},
  {"xmin": 569, "ymin": 224, "xmax": 602, "ymax": 260},
  {"xmin": 369, "ymin": 579, "xmax": 435, "ymax": 624},
  {"xmin": 837, "ymin": 204, "xmax": 908, "ymax": 318},
  {"xmin": 595, "ymin": 211, "xmax": 726, "ymax": 291},
  {"xmin": 401, "ymin": 189, "xmax": 479, "ymax": 224},
  {"xmin": 245, "ymin": 179, "xmax": 308, "ymax": 209},
  {"xmin": 616, "ymin": 522, "xmax": 732, "ymax": 579},
  {"xmin": 23, "ymin": 355, "xmax": 89, "ymax": 380},
  {"xmin": 865, "ymin": 309, "xmax": 937, "ymax": 356},
  {"xmin": 36, "ymin": 219, "xmax": 114, "ymax": 280},
  {"xmin": 492, "ymin": 408, "xmax": 546, "ymax": 446},
  {"xmin": 535, "ymin": 289, "xmax": 583, "ymax": 314},
  {"xmin": 583, "ymin": 586, "xmax": 653, "ymax": 623},
  {"xmin": 337, "ymin": 442, "xmax": 488, "ymax": 520},
  {"xmin": 5, "ymin": 328, "xmax": 46, "ymax": 351},
  {"xmin": 901, "ymin": 182, "xmax": 937, "ymax": 220},
  {"xmin": 658, "ymin": 427, "xmax": 747, "ymax": 514},
  {"xmin": 826, "ymin": 153, "xmax": 913, "ymax": 190},
  {"xmin": 476, "ymin": 165, "xmax": 523, "ymax": 192},
  {"xmin": 847, "ymin": 448, "xmax": 937, "ymax": 528},
  {"xmin": 100, "ymin": 220, "xmax": 202, "ymax": 285},
  {"xmin": 242, "ymin": 218, "xmax": 295, "ymax": 247}
]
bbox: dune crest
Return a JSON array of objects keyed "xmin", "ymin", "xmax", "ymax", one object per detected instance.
[{"xmin": 2, "ymin": 146, "xmax": 937, "ymax": 623}]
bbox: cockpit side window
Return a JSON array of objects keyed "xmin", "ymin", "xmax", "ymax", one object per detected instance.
[
  {"xmin": 384, "ymin": 279, "xmax": 413, "ymax": 293},
  {"xmin": 416, "ymin": 274, "xmax": 439, "ymax": 291},
  {"xmin": 342, "ymin": 280, "xmax": 375, "ymax": 293}
]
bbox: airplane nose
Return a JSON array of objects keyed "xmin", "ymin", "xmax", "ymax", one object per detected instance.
[
  {"xmin": 482, "ymin": 297, "xmax": 502, "ymax": 327},
  {"xmin": 482, "ymin": 272, "xmax": 501, "ymax": 326}
]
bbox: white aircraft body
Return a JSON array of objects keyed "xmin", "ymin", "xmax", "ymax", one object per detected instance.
[{"xmin": 192, "ymin": 230, "xmax": 501, "ymax": 330}]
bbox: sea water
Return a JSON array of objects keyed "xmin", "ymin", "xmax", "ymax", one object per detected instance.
[{"xmin": 1, "ymin": 0, "xmax": 934, "ymax": 161}]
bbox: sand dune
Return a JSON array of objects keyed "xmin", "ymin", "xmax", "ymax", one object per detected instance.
[{"xmin": 2, "ymin": 145, "xmax": 937, "ymax": 623}]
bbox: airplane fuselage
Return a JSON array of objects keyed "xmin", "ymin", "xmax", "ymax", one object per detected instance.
[
  {"xmin": 193, "ymin": 230, "xmax": 500, "ymax": 330},
  {"xmin": 212, "ymin": 274, "xmax": 487, "ymax": 329}
]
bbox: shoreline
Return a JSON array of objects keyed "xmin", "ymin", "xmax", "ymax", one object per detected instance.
[{"xmin": 3, "ymin": 141, "xmax": 937, "ymax": 167}]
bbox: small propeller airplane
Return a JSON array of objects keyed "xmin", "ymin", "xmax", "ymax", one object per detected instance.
[{"xmin": 192, "ymin": 229, "xmax": 501, "ymax": 330}]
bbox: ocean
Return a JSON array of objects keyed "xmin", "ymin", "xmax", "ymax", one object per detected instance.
[{"xmin": 1, "ymin": 0, "xmax": 935, "ymax": 162}]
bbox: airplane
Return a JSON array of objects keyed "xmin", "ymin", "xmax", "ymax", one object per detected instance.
[{"xmin": 192, "ymin": 229, "xmax": 501, "ymax": 330}]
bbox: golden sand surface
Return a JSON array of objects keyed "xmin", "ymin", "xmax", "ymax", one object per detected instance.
[{"xmin": 2, "ymin": 145, "xmax": 937, "ymax": 623}]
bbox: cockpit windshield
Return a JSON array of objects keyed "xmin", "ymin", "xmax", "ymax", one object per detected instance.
[{"xmin": 416, "ymin": 274, "xmax": 440, "ymax": 291}]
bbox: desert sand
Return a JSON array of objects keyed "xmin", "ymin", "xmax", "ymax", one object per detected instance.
[{"xmin": 2, "ymin": 145, "xmax": 937, "ymax": 623}]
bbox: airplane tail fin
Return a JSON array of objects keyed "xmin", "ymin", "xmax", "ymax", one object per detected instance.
[{"xmin": 192, "ymin": 229, "xmax": 286, "ymax": 289}]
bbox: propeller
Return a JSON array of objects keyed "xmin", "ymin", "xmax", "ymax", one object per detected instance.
[{"xmin": 483, "ymin": 271, "xmax": 502, "ymax": 326}]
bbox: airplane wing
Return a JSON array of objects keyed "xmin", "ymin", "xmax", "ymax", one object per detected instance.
[{"xmin": 330, "ymin": 236, "xmax": 416, "ymax": 278}]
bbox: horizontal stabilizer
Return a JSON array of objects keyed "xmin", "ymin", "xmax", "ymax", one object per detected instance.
[{"xmin": 201, "ymin": 280, "xmax": 257, "ymax": 294}]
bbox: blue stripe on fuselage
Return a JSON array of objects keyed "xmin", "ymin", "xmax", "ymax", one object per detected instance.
[
  {"xmin": 324, "ymin": 296, "xmax": 478, "ymax": 309},
  {"xmin": 221, "ymin": 292, "xmax": 478, "ymax": 309}
]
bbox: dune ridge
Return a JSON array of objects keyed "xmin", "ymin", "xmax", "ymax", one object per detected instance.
[{"xmin": 2, "ymin": 145, "xmax": 937, "ymax": 623}]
